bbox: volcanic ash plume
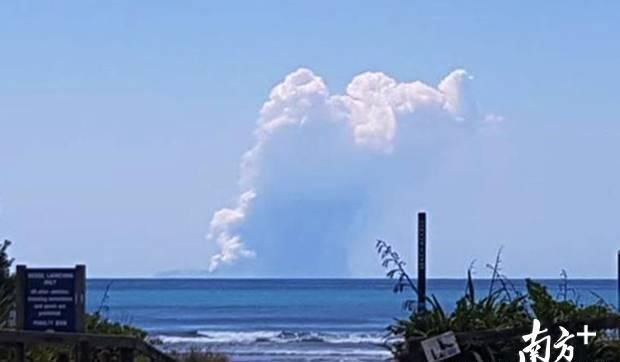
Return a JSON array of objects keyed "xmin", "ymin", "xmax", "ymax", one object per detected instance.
[{"xmin": 207, "ymin": 68, "xmax": 495, "ymax": 274}]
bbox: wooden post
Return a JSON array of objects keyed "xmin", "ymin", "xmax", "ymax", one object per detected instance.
[
  {"xmin": 120, "ymin": 347, "xmax": 134, "ymax": 362},
  {"xmin": 56, "ymin": 352, "xmax": 70, "ymax": 362},
  {"xmin": 15, "ymin": 342, "xmax": 25, "ymax": 362},
  {"xmin": 417, "ymin": 212, "xmax": 427, "ymax": 313},
  {"xmin": 78, "ymin": 341, "xmax": 90, "ymax": 362},
  {"xmin": 15, "ymin": 266, "xmax": 26, "ymax": 330},
  {"xmin": 617, "ymin": 250, "xmax": 620, "ymax": 339},
  {"xmin": 75, "ymin": 265, "xmax": 86, "ymax": 332}
]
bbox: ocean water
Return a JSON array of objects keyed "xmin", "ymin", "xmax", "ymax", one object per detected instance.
[{"xmin": 86, "ymin": 279, "xmax": 618, "ymax": 362}]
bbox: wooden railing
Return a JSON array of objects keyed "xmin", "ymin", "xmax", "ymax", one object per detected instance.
[
  {"xmin": 406, "ymin": 315, "xmax": 620, "ymax": 361},
  {"xmin": 0, "ymin": 329, "xmax": 175, "ymax": 362}
]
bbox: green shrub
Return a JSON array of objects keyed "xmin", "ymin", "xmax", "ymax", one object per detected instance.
[
  {"xmin": 0, "ymin": 240, "xmax": 15, "ymax": 327},
  {"xmin": 0, "ymin": 240, "xmax": 153, "ymax": 361},
  {"xmin": 377, "ymin": 240, "xmax": 620, "ymax": 361},
  {"xmin": 86, "ymin": 312, "xmax": 147, "ymax": 339}
]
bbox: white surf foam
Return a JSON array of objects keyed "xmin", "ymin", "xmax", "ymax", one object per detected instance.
[{"xmin": 156, "ymin": 330, "xmax": 386, "ymax": 345}]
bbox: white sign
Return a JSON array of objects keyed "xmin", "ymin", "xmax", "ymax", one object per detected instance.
[{"xmin": 421, "ymin": 331, "xmax": 461, "ymax": 362}]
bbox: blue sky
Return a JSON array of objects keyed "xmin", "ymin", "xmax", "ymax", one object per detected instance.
[{"xmin": 1, "ymin": 2, "xmax": 619, "ymax": 277}]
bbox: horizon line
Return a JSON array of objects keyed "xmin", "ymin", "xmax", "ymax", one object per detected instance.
[{"xmin": 86, "ymin": 276, "xmax": 619, "ymax": 281}]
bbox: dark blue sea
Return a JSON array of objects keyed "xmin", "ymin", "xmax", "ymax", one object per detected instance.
[{"xmin": 86, "ymin": 279, "xmax": 618, "ymax": 362}]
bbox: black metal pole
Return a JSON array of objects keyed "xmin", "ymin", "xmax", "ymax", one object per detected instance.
[
  {"xmin": 417, "ymin": 212, "xmax": 427, "ymax": 313},
  {"xmin": 617, "ymin": 250, "xmax": 619, "ymax": 313}
]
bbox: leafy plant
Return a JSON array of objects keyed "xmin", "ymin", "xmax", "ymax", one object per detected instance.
[
  {"xmin": 0, "ymin": 240, "xmax": 152, "ymax": 361},
  {"xmin": 376, "ymin": 239, "xmax": 620, "ymax": 361},
  {"xmin": 0, "ymin": 240, "xmax": 15, "ymax": 327}
]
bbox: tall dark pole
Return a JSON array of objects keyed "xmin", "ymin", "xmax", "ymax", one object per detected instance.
[
  {"xmin": 417, "ymin": 212, "xmax": 427, "ymax": 313},
  {"xmin": 15, "ymin": 265, "xmax": 25, "ymax": 330},
  {"xmin": 617, "ymin": 250, "xmax": 619, "ymax": 313}
]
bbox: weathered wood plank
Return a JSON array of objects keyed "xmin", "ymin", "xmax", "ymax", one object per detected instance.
[
  {"xmin": 120, "ymin": 347, "xmax": 133, "ymax": 362},
  {"xmin": 0, "ymin": 329, "xmax": 136, "ymax": 347},
  {"xmin": 407, "ymin": 315, "xmax": 620, "ymax": 346},
  {"xmin": 15, "ymin": 342, "xmax": 25, "ymax": 362},
  {"xmin": 0, "ymin": 329, "xmax": 175, "ymax": 362},
  {"xmin": 78, "ymin": 341, "xmax": 89, "ymax": 362}
]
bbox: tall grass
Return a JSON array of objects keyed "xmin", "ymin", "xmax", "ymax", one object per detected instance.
[{"xmin": 376, "ymin": 239, "xmax": 620, "ymax": 361}]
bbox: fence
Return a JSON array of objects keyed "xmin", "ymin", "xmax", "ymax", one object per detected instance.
[
  {"xmin": 0, "ymin": 329, "xmax": 174, "ymax": 362},
  {"xmin": 406, "ymin": 315, "xmax": 620, "ymax": 361}
]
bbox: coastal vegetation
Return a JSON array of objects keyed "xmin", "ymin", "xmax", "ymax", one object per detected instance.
[
  {"xmin": 170, "ymin": 349, "xmax": 229, "ymax": 362},
  {"xmin": 377, "ymin": 240, "xmax": 620, "ymax": 361},
  {"xmin": 0, "ymin": 239, "xmax": 229, "ymax": 362}
]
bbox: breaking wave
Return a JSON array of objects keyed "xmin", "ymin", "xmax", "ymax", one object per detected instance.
[{"xmin": 156, "ymin": 330, "xmax": 386, "ymax": 345}]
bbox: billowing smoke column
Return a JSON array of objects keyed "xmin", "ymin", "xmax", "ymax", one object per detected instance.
[{"xmin": 207, "ymin": 68, "xmax": 491, "ymax": 275}]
